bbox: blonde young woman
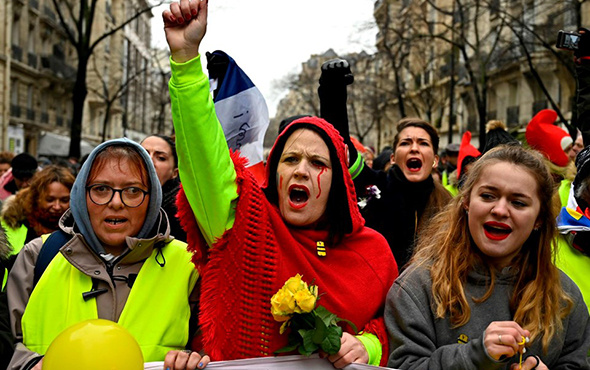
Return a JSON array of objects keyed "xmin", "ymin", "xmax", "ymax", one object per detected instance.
[{"xmin": 385, "ymin": 145, "xmax": 590, "ymax": 370}]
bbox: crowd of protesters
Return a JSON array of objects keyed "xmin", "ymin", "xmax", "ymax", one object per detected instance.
[{"xmin": 0, "ymin": 1, "xmax": 589, "ymax": 369}]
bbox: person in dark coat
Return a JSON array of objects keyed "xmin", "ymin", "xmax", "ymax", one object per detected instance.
[{"xmin": 318, "ymin": 59, "xmax": 451, "ymax": 270}]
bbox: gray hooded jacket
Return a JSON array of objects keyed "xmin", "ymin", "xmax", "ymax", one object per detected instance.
[{"xmin": 6, "ymin": 138, "xmax": 197, "ymax": 370}]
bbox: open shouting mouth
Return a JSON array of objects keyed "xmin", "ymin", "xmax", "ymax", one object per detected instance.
[
  {"xmin": 406, "ymin": 158, "xmax": 423, "ymax": 172},
  {"xmin": 288, "ymin": 184, "xmax": 309, "ymax": 209},
  {"xmin": 483, "ymin": 221, "xmax": 512, "ymax": 241}
]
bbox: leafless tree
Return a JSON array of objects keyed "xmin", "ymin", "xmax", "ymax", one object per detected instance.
[{"xmin": 51, "ymin": 0, "xmax": 164, "ymax": 157}]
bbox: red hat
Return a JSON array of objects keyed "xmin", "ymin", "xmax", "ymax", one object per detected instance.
[
  {"xmin": 525, "ymin": 109, "xmax": 573, "ymax": 167},
  {"xmin": 457, "ymin": 131, "xmax": 481, "ymax": 179}
]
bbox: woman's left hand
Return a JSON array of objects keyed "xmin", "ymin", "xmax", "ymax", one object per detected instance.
[
  {"xmin": 163, "ymin": 350, "xmax": 210, "ymax": 370},
  {"xmin": 326, "ymin": 332, "xmax": 369, "ymax": 368}
]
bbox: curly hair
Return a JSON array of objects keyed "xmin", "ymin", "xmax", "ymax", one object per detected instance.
[
  {"xmin": 0, "ymin": 151, "xmax": 14, "ymax": 165},
  {"xmin": 6, "ymin": 165, "xmax": 76, "ymax": 228},
  {"xmin": 411, "ymin": 145, "xmax": 572, "ymax": 352}
]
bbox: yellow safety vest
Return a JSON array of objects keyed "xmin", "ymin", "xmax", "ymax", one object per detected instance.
[
  {"xmin": 1, "ymin": 219, "xmax": 28, "ymax": 256},
  {"xmin": 1, "ymin": 220, "xmax": 29, "ymax": 290},
  {"xmin": 555, "ymin": 235, "xmax": 590, "ymax": 315},
  {"xmin": 21, "ymin": 239, "xmax": 198, "ymax": 361}
]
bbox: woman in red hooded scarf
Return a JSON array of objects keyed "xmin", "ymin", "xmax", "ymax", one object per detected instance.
[{"xmin": 161, "ymin": 1, "xmax": 397, "ymax": 369}]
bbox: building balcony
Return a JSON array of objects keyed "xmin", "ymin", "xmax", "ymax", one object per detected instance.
[
  {"xmin": 507, "ymin": 106, "xmax": 520, "ymax": 127},
  {"xmin": 27, "ymin": 109, "xmax": 35, "ymax": 121},
  {"xmin": 467, "ymin": 115, "xmax": 478, "ymax": 132},
  {"xmin": 11, "ymin": 105, "xmax": 21, "ymax": 118},
  {"xmin": 532, "ymin": 100, "xmax": 547, "ymax": 116},
  {"xmin": 12, "ymin": 45, "xmax": 23, "ymax": 62},
  {"xmin": 43, "ymin": 5, "xmax": 56, "ymax": 21},
  {"xmin": 41, "ymin": 55, "xmax": 76, "ymax": 79},
  {"xmin": 28, "ymin": 52, "xmax": 38, "ymax": 69}
]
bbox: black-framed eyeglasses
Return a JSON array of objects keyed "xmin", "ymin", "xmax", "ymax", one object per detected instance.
[{"xmin": 86, "ymin": 184, "xmax": 149, "ymax": 208}]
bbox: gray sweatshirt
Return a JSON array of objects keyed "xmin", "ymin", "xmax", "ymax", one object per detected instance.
[{"xmin": 385, "ymin": 263, "xmax": 590, "ymax": 369}]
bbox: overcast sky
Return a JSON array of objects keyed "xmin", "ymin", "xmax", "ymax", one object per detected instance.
[{"xmin": 151, "ymin": 0, "xmax": 378, "ymax": 117}]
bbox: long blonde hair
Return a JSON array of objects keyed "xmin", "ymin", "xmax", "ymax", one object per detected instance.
[{"xmin": 411, "ymin": 145, "xmax": 572, "ymax": 352}]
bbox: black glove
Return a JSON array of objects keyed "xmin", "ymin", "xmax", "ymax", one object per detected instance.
[
  {"xmin": 206, "ymin": 51, "xmax": 229, "ymax": 79},
  {"xmin": 318, "ymin": 59, "xmax": 356, "ymax": 166},
  {"xmin": 575, "ymin": 28, "xmax": 590, "ymax": 59},
  {"xmin": 319, "ymin": 59, "xmax": 354, "ymax": 86}
]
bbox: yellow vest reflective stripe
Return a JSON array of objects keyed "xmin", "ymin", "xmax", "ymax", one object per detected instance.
[{"xmin": 22, "ymin": 239, "xmax": 198, "ymax": 361}]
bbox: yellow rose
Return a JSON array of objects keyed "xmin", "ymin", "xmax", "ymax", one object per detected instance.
[
  {"xmin": 294, "ymin": 289, "xmax": 317, "ymax": 313},
  {"xmin": 271, "ymin": 287, "xmax": 296, "ymax": 315},
  {"xmin": 271, "ymin": 305, "xmax": 291, "ymax": 322},
  {"xmin": 283, "ymin": 274, "xmax": 308, "ymax": 294}
]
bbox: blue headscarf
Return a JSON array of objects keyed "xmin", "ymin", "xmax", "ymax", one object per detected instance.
[{"xmin": 70, "ymin": 138, "xmax": 163, "ymax": 254}]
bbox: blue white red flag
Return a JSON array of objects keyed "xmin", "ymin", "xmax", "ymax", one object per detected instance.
[{"xmin": 209, "ymin": 50, "xmax": 269, "ymax": 183}]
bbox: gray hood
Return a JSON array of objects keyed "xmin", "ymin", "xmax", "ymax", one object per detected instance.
[{"xmin": 70, "ymin": 138, "xmax": 162, "ymax": 254}]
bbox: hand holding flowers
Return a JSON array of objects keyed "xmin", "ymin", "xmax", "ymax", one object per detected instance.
[{"xmin": 270, "ymin": 274, "xmax": 356, "ymax": 356}]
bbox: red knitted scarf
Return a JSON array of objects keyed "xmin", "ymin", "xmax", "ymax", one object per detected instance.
[{"xmin": 177, "ymin": 152, "xmax": 280, "ymax": 359}]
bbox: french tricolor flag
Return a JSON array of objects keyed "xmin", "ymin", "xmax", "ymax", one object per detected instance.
[{"xmin": 208, "ymin": 50, "xmax": 269, "ymax": 184}]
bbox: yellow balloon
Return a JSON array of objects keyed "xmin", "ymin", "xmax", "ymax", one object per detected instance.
[{"xmin": 42, "ymin": 319, "xmax": 143, "ymax": 370}]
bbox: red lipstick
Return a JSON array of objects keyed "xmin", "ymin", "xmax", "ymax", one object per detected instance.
[{"xmin": 483, "ymin": 221, "xmax": 512, "ymax": 241}]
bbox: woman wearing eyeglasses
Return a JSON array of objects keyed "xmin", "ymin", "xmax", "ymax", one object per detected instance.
[{"xmin": 5, "ymin": 138, "xmax": 199, "ymax": 370}]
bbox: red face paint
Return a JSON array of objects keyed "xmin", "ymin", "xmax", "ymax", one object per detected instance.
[{"xmin": 316, "ymin": 167, "xmax": 326, "ymax": 199}]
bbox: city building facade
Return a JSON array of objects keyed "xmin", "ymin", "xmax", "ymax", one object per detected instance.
[
  {"xmin": 275, "ymin": 0, "xmax": 590, "ymax": 153},
  {"xmin": 0, "ymin": 0, "xmax": 171, "ymax": 158}
]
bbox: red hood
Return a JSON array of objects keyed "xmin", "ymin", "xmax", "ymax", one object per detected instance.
[{"xmin": 263, "ymin": 116, "xmax": 364, "ymax": 234}]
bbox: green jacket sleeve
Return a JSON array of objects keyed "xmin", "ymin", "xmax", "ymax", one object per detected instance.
[
  {"xmin": 356, "ymin": 332, "xmax": 382, "ymax": 366},
  {"xmin": 169, "ymin": 55, "xmax": 238, "ymax": 246}
]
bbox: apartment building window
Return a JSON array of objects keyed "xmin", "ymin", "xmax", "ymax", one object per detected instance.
[
  {"xmin": 41, "ymin": 90, "xmax": 49, "ymax": 123},
  {"xmin": 56, "ymin": 100, "xmax": 64, "ymax": 127},
  {"xmin": 12, "ymin": 14, "xmax": 20, "ymax": 45},
  {"xmin": 28, "ymin": 24, "xmax": 36, "ymax": 53},
  {"xmin": 28, "ymin": 23, "xmax": 37, "ymax": 68},
  {"xmin": 11, "ymin": 80, "xmax": 20, "ymax": 117},
  {"xmin": 12, "ymin": 14, "xmax": 22, "ymax": 61},
  {"xmin": 27, "ymin": 85, "xmax": 35, "ymax": 121},
  {"xmin": 105, "ymin": 33, "xmax": 111, "ymax": 54},
  {"xmin": 106, "ymin": 0, "xmax": 113, "ymax": 19}
]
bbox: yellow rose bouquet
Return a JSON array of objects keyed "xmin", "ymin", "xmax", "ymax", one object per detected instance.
[{"xmin": 270, "ymin": 274, "xmax": 356, "ymax": 356}]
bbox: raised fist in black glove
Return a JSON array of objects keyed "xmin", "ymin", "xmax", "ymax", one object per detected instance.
[
  {"xmin": 318, "ymin": 58, "xmax": 355, "ymax": 167},
  {"xmin": 319, "ymin": 59, "xmax": 354, "ymax": 86}
]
